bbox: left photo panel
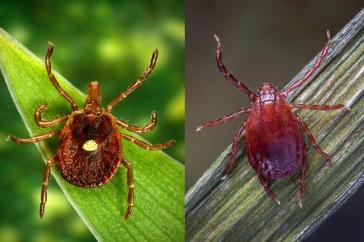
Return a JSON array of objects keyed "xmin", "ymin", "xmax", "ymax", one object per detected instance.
[{"xmin": 0, "ymin": 1, "xmax": 184, "ymax": 242}]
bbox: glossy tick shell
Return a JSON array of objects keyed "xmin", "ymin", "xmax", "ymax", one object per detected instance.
[
  {"xmin": 245, "ymin": 88, "xmax": 306, "ymax": 180},
  {"xmin": 197, "ymin": 32, "xmax": 345, "ymax": 205}
]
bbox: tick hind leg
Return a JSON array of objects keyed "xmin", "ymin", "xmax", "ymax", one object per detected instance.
[
  {"xmin": 257, "ymin": 175, "xmax": 280, "ymax": 205},
  {"xmin": 298, "ymin": 117, "xmax": 332, "ymax": 165},
  {"xmin": 45, "ymin": 42, "xmax": 78, "ymax": 110},
  {"xmin": 8, "ymin": 130, "xmax": 59, "ymax": 144},
  {"xmin": 122, "ymin": 134, "xmax": 175, "ymax": 151},
  {"xmin": 107, "ymin": 49, "xmax": 159, "ymax": 112},
  {"xmin": 40, "ymin": 156, "xmax": 55, "ymax": 218},
  {"xmin": 35, "ymin": 104, "xmax": 68, "ymax": 128},
  {"xmin": 222, "ymin": 121, "xmax": 246, "ymax": 179},
  {"xmin": 121, "ymin": 158, "xmax": 134, "ymax": 220}
]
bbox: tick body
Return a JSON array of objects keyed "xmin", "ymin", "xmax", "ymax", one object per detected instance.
[
  {"xmin": 57, "ymin": 110, "xmax": 122, "ymax": 188},
  {"xmin": 197, "ymin": 32, "xmax": 345, "ymax": 206},
  {"xmin": 9, "ymin": 43, "xmax": 175, "ymax": 219},
  {"xmin": 246, "ymin": 87, "xmax": 306, "ymax": 181}
]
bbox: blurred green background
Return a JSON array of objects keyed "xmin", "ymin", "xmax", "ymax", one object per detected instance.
[{"xmin": 0, "ymin": 1, "xmax": 184, "ymax": 241}]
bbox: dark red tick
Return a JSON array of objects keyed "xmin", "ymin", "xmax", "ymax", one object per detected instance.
[
  {"xmin": 196, "ymin": 31, "xmax": 345, "ymax": 206},
  {"xmin": 8, "ymin": 42, "xmax": 175, "ymax": 219}
]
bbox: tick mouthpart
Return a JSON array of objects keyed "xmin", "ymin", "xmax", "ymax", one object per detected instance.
[
  {"xmin": 82, "ymin": 139, "xmax": 98, "ymax": 151},
  {"xmin": 258, "ymin": 83, "xmax": 278, "ymax": 95},
  {"xmin": 196, "ymin": 126, "xmax": 203, "ymax": 132},
  {"xmin": 86, "ymin": 81, "xmax": 101, "ymax": 105}
]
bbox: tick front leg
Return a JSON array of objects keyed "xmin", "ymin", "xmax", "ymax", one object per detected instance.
[
  {"xmin": 35, "ymin": 104, "xmax": 68, "ymax": 128},
  {"xmin": 45, "ymin": 42, "xmax": 78, "ymax": 110},
  {"xmin": 283, "ymin": 31, "xmax": 331, "ymax": 96},
  {"xmin": 40, "ymin": 156, "xmax": 55, "ymax": 218},
  {"xmin": 222, "ymin": 121, "xmax": 246, "ymax": 178},
  {"xmin": 214, "ymin": 35, "xmax": 255, "ymax": 99},
  {"xmin": 107, "ymin": 49, "xmax": 158, "ymax": 111},
  {"xmin": 116, "ymin": 112, "xmax": 157, "ymax": 134},
  {"xmin": 8, "ymin": 130, "xmax": 59, "ymax": 144},
  {"xmin": 298, "ymin": 117, "xmax": 332, "ymax": 165},
  {"xmin": 122, "ymin": 134, "xmax": 175, "ymax": 151},
  {"xmin": 291, "ymin": 103, "xmax": 345, "ymax": 111},
  {"xmin": 257, "ymin": 175, "xmax": 280, "ymax": 205},
  {"xmin": 121, "ymin": 158, "xmax": 134, "ymax": 220},
  {"xmin": 196, "ymin": 107, "xmax": 250, "ymax": 131}
]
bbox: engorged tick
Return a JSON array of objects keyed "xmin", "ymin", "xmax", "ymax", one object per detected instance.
[
  {"xmin": 196, "ymin": 31, "xmax": 345, "ymax": 206},
  {"xmin": 8, "ymin": 42, "xmax": 175, "ymax": 219}
]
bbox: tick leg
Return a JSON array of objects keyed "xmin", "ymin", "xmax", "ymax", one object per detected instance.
[
  {"xmin": 214, "ymin": 35, "xmax": 255, "ymax": 99},
  {"xmin": 45, "ymin": 42, "xmax": 78, "ymax": 110},
  {"xmin": 121, "ymin": 158, "xmax": 134, "ymax": 220},
  {"xmin": 283, "ymin": 31, "xmax": 331, "ymax": 96},
  {"xmin": 222, "ymin": 121, "xmax": 246, "ymax": 178},
  {"xmin": 8, "ymin": 130, "xmax": 59, "ymax": 144},
  {"xmin": 107, "ymin": 49, "xmax": 158, "ymax": 111},
  {"xmin": 116, "ymin": 112, "xmax": 157, "ymax": 134},
  {"xmin": 122, "ymin": 134, "xmax": 175, "ymax": 151},
  {"xmin": 299, "ymin": 154, "xmax": 308, "ymax": 208},
  {"xmin": 35, "ymin": 104, "xmax": 68, "ymax": 128},
  {"xmin": 257, "ymin": 175, "xmax": 280, "ymax": 205},
  {"xmin": 298, "ymin": 117, "xmax": 332, "ymax": 165},
  {"xmin": 196, "ymin": 107, "xmax": 250, "ymax": 131},
  {"xmin": 291, "ymin": 103, "xmax": 345, "ymax": 111},
  {"xmin": 40, "ymin": 156, "xmax": 55, "ymax": 218}
]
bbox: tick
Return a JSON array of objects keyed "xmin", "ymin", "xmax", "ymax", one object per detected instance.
[
  {"xmin": 196, "ymin": 31, "xmax": 345, "ymax": 206},
  {"xmin": 8, "ymin": 43, "xmax": 175, "ymax": 219}
]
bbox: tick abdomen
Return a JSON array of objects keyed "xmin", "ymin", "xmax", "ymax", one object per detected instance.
[
  {"xmin": 56, "ymin": 112, "xmax": 121, "ymax": 187},
  {"xmin": 247, "ymin": 130, "xmax": 305, "ymax": 179}
]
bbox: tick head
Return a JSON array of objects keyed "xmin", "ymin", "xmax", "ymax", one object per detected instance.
[
  {"xmin": 85, "ymin": 81, "xmax": 102, "ymax": 119},
  {"xmin": 257, "ymin": 83, "xmax": 278, "ymax": 103}
]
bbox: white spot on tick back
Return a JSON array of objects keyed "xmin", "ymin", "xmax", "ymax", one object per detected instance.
[{"xmin": 82, "ymin": 140, "xmax": 98, "ymax": 151}]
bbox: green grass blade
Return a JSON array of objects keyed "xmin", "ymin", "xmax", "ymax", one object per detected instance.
[
  {"xmin": 186, "ymin": 10, "xmax": 364, "ymax": 242},
  {"xmin": 0, "ymin": 28, "xmax": 184, "ymax": 242}
]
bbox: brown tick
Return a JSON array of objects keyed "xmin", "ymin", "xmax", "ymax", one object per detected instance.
[
  {"xmin": 9, "ymin": 43, "xmax": 175, "ymax": 219},
  {"xmin": 197, "ymin": 31, "xmax": 345, "ymax": 206}
]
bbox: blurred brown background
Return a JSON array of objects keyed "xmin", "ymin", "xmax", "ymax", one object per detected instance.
[{"xmin": 186, "ymin": 1, "xmax": 363, "ymax": 241}]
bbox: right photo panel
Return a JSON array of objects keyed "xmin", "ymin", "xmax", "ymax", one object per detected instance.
[{"xmin": 186, "ymin": 1, "xmax": 364, "ymax": 242}]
